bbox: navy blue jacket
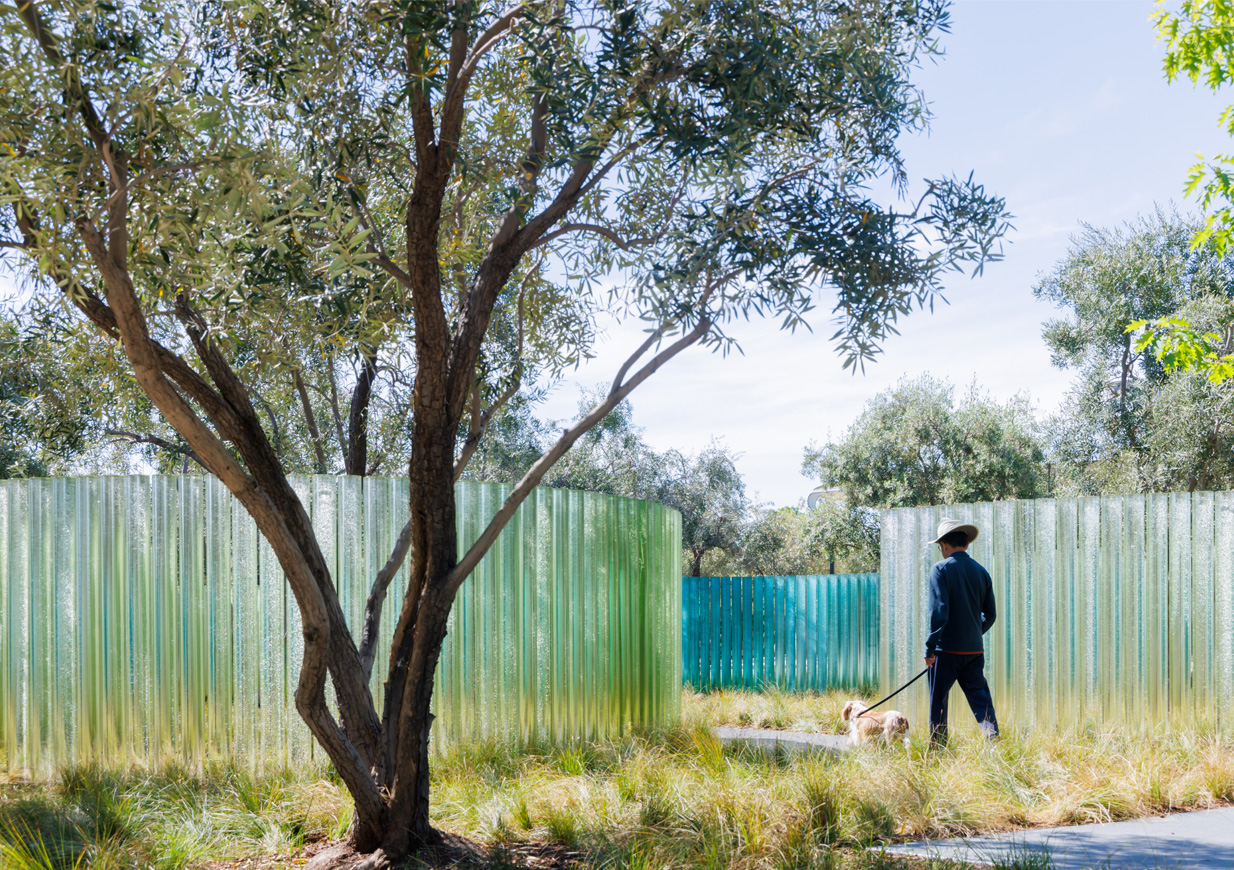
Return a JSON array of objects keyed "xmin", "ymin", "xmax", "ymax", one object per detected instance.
[{"xmin": 925, "ymin": 550, "xmax": 996, "ymax": 655}]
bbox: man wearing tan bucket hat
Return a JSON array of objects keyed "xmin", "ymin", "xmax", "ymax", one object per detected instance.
[{"xmin": 924, "ymin": 518, "xmax": 999, "ymax": 745}]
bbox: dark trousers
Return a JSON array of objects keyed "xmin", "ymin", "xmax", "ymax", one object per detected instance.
[{"xmin": 928, "ymin": 652, "xmax": 998, "ymax": 745}]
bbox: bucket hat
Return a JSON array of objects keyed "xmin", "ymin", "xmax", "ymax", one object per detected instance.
[{"xmin": 931, "ymin": 518, "xmax": 979, "ymax": 544}]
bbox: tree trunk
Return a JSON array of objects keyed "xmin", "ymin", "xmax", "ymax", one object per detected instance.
[
  {"xmin": 689, "ymin": 547, "xmax": 704, "ymax": 577},
  {"xmin": 373, "ymin": 173, "xmax": 463, "ymax": 850},
  {"xmin": 346, "ymin": 350, "xmax": 379, "ymax": 476},
  {"xmin": 376, "ymin": 417, "xmax": 461, "ymax": 852}
]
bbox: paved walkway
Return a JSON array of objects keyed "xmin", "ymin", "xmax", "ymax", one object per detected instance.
[
  {"xmin": 713, "ymin": 726, "xmax": 849, "ymax": 756},
  {"xmin": 884, "ymin": 806, "xmax": 1234, "ymax": 870}
]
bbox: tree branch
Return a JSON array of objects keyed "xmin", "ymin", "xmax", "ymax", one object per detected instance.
[
  {"xmin": 492, "ymin": 92, "xmax": 549, "ymax": 248},
  {"xmin": 16, "ymin": 0, "xmax": 109, "ymax": 151},
  {"xmin": 346, "ymin": 348, "xmax": 379, "ymax": 476},
  {"xmin": 291, "ymin": 362, "xmax": 329, "ymax": 473},
  {"xmin": 358, "ymin": 519, "xmax": 413, "ymax": 680},
  {"xmin": 441, "ymin": 1, "xmax": 533, "ymax": 139},
  {"xmin": 453, "ymin": 373, "xmax": 521, "ymax": 482},
  {"xmin": 530, "ymin": 222, "xmax": 653, "ymax": 252},
  {"xmin": 104, "ymin": 429, "xmax": 206, "ymax": 470},
  {"xmin": 453, "ymin": 269, "xmax": 530, "ymax": 479},
  {"xmin": 325, "ymin": 352, "xmax": 349, "ymax": 459},
  {"xmin": 405, "ymin": 34, "xmax": 439, "ymax": 169},
  {"xmin": 446, "ymin": 308, "xmax": 714, "ymax": 596}
]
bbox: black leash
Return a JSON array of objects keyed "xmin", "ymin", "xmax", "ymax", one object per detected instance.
[{"xmin": 854, "ymin": 665, "xmax": 931, "ymax": 719}]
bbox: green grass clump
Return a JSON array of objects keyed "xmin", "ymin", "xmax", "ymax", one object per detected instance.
[
  {"xmin": 2, "ymin": 689, "xmax": 1232, "ymax": 868},
  {"xmin": 0, "ymin": 761, "xmax": 348, "ymax": 869}
]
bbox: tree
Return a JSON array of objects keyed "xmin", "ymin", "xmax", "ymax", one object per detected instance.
[
  {"xmin": 465, "ymin": 396, "xmax": 751, "ymax": 575},
  {"xmin": 801, "ymin": 499, "xmax": 880, "ymax": 572},
  {"xmin": 713, "ymin": 501, "xmax": 876, "ymax": 575},
  {"xmin": 1036, "ymin": 211, "xmax": 1234, "ymax": 492},
  {"xmin": 658, "ymin": 441, "xmax": 750, "ymax": 576},
  {"xmin": 1, "ymin": 0, "xmax": 1008, "ymax": 861},
  {"xmin": 0, "ymin": 308, "xmax": 96, "ymax": 477},
  {"xmin": 537, "ymin": 389, "xmax": 666, "ymax": 499},
  {"xmin": 803, "ymin": 375, "xmax": 1045, "ymax": 508}
]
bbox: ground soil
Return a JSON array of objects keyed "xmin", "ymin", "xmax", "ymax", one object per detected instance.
[{"xmin": 205, "ymin": 836, "xmax": 589, "ymax": 870}]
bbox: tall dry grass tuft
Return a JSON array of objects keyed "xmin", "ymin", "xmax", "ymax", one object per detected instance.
[
  {"xmin": 430, "ymin": 690, "xmax": 1233, "ymax": 867},
  {"xmin": 0, "ymin": 689, "xmax": 1230, "ymax": 868}
]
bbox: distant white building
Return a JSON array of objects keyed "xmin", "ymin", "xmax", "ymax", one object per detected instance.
[{"xmin": 806, "ymin": 485, "xmax": 843, "ymax": 510}]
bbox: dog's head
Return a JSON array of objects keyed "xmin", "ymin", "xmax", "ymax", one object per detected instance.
[{"xmin": 840, "ymin": 700, "xmax": 869, "ymax": 722}]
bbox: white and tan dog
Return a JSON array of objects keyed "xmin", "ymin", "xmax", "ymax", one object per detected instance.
[{"xmin": 840, "ymin": 700, "xmax": 910, "ymax": 747}]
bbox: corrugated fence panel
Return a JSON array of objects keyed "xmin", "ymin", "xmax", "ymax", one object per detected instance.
[
  {"xmin": 882, "ymin": 493, "xmax": 1234, "ymax": 733},
  {"xmin": 681, "ymin": 574, "xmax": 880, "ymax": 691},
  {"xmin": 0, "ymin": 476, "xmax": 681, "ymax": 778}
]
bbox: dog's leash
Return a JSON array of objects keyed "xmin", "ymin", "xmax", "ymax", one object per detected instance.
[{"xmin": 854, "ymin": 665, "xmax": 931, "ymax": 719}]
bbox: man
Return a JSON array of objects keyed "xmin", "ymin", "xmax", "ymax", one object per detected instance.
[{"xmin": 924, "ymin": 518, "xmax": 999, "ymax": 745}]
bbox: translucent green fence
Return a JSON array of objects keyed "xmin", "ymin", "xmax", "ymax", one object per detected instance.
[
  {"xmin": 0, "ymin": 476, "xmax": 682, "ymax": 777},
  {"xmin": 681, "ymin": 575, "xmax": 879, "ymax": 691},
  {"xmin": 881, "ymin": 495, "xmax": 1234, "ymax": 732}
]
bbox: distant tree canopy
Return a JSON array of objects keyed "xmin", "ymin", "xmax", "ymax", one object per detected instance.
[
  {"xmin": 803, "ymin": 374, "xmax": 1046, "ymax": 509},
  {"xmin": 714, "ymin": 501, "xmax": 878, "ymax": 576},
  {"xmin": 659, "ymin": 443, "xmax": 751, "ymax": 577},
  {"xmin": 1039, "ymin": 210, "xmax": 1234, "ymax": 493}
]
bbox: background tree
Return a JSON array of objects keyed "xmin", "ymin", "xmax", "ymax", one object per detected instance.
[
  {"xmin": 658, "ymin": 442, "xmax": 750, "ymax": 577},
  {"xmin": 0, "ymin": 311, "xmax": 91, "ymax": 477},
  {"xmin": 803, "ymin": 374, "xmax": 1045, "ymax": 508},
  {"xmin": 537, "ymin": 390, "xmax": 666, "ymax": 499},
  {"xmin": 708, "ymin": 501, "xmax": 877, "ymax": 576},
  {"xmin": 1, "ymin": 0, "xmax": 1008, "ymax": 861},
  {"xmin": 1037, "ymin": 211, "xmax": 1234, "ymax": 492}
]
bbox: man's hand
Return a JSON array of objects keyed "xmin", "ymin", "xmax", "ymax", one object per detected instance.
[{"xmin": 924, "ymin": 655, "xmax": 936, "ymax": 667}]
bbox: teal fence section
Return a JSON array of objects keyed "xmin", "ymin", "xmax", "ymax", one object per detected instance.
[
  {"xmin": 681, "ymin": 574, "xmax": 879, "ymax": 691},
  {"xmin": 0, "ymin": 476, "xmax": 682, "ymax": 777},
  {"xmin": 882, "ymin": 494, "xmax": 1234, "ymax": 732}
]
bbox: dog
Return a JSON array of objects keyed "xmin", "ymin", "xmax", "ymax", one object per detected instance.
[{"xmin": 840, "ymin": 700, "xmax": 910, "ymax": 747}]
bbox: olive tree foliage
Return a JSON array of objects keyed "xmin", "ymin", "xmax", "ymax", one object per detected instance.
[
  {"xmin": 0, "ymin": 296, "xmax": 434, "ymax": 474},
  {"xmin": 803, "ymin": 374, "xmax": 1045, "ymax": 509},
  {"xmin": 537, "ymin": 389, "xmax": 665, "ymax": 499},
  {"xmin": 0, "ymin": 0, "xmax": 1008, "ymax": 858},
  {"xmin": 0, "ymin": 309, "xmax": 95, "ymax": 477},
  {"xmin": 1155, "ymin": 0, "xmax": 1234, "ymax": 255},
  {"xmin": 1037, "ymin": 212, "xmax": 1234, "ymax": 493},
  {"xmin": 1127, "ymin": 9, "xmax": 1234, "ymax": 467},
  {"xmin": 658, "ymin": 441, "xmax": 750, "ymax": 577},
  {"xmin": 714, "ymin": 501, "xmax": 878, "ymax": 575}
]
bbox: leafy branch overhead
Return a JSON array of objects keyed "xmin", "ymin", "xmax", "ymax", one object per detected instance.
[
  {"xmin": 1157, "ymin": 0, "xmax": 1234, "ymax": 254},
  {"xmin": 1130, "ymin": 315, "xmax": 1234, "ymax": 384}
]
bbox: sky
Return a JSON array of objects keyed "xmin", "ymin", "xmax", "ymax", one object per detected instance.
[{"xmin": 537, "ymin": 0, "xmax": 1234, "ymax": 508}]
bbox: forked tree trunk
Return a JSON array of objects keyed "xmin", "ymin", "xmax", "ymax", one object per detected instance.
[{"xmin": 372, "ymin": 465, "xmax": 460, "ymax": 852}]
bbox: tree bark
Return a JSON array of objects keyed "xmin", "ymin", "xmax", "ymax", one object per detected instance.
[
  {"xmin": 347, "ymin": 349, "xmax": 379, "ymax": 476},
  {"xmin": 292, "ymin": 365, "xmax": 329, "ymax": 473}
]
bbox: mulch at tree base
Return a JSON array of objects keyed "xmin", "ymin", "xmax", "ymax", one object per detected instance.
[{"xmin": 206, "ymin": 836, "xmax": 589, "ymax": 869}]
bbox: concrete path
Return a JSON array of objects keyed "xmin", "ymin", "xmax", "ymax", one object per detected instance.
[
  {"xmin": 713, "ymin": 726, "xmax": 849, "ymax": 756},
  {"xmin": 883, "ymin": 806, "xmax": 1234, "ymax": 870}
]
